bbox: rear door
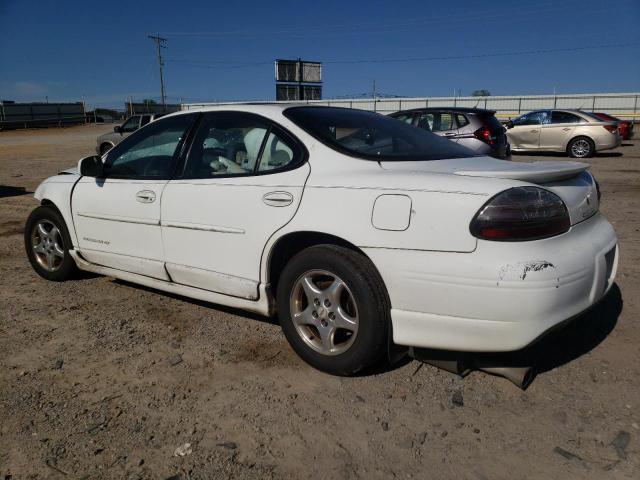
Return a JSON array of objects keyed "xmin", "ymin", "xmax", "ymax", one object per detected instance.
[
  {"xmin": 416, "ymin": 111, "xmax": 458, "ymax": 140},
  {"xmin": 160, "ymin": 111, "xmax": 310, "ymax": 300},
  {"xmin": 540, "ymin": 111, "xmax": 581, "ymax": 150}
]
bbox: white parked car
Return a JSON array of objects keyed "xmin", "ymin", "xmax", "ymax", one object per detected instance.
[{"xmin": 25, "ymin": 105, "xmax": 618, "ymax": 376}]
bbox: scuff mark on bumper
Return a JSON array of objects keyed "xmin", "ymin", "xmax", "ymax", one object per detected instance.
[{"xmin": 498, "ymin": 260, "xmax": 555, "ymax": 281}]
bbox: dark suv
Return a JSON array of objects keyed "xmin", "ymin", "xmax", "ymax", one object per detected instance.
[{"xmin": 389, "ymin": 107, "xmax": 510, "ymax": 159}]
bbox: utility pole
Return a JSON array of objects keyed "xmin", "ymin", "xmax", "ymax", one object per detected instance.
[{"xmin": 148, "ymin": 33, "xmax": 167, "ymax": 109}]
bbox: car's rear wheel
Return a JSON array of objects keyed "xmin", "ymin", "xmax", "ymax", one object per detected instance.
[
  {"xmin": 568, "ymin": 136, "xmax": 595, "ymax": 158},
  {"xmin": 276, "ymin": 245, "xmax": 389, "ymax": 375},
  {"xmin": 24, "ymin": 206, "xmax": 78, "ymax": 281}
]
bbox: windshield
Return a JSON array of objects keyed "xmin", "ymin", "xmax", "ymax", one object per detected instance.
[{"xmin": 284, "ymin": 106, "xmax": 477, "ymax": 161}]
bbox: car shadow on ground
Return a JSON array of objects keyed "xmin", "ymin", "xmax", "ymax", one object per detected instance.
[
  {"xmin": 104, "ymin": 279, "xmax": 621, "ymax": 378},
  {"xmin": 483, "ymin": 283, "xmax": 623, "ymax": 374},
  {"xmin": 111, "ymin": 278, "xmax": 280, "ymax": 326},
  {"xmin": 0, "ymin": 185, "xmax": 31, "ymax": 198}
]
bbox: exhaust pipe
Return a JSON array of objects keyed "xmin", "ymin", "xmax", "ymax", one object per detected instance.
[
  {"xmin": 474, "ymin": 366, "xmax": 535, "ymax": 390},
  {"xmin": 408, "ymin": 348, "xmax": 536, "ymax": 390}
]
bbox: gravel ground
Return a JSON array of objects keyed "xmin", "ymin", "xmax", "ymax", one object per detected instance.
[{"xmin": 0, "ymin": 124, "xmax": 638, "ymax": 479}]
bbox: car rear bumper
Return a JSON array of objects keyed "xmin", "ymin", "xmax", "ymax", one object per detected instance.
[
  {"xmin": 364, "ymin": 213, "xmax": 618, "ymax": 352},
  {"xmin": 458, "ymin": 137, "xmax": 510, "ymax": 159},
  {"xmin": 595, "ymin": 133, "xmax": 621, "ymax": 151}
]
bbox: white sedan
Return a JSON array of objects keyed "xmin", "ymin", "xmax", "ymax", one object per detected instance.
[{"xmin": 25, "ymin": 105, "xmax": 618, "ymax": 376}]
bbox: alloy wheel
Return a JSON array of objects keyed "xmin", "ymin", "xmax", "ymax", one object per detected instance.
[
  {"xmin": 289, "ymin": 269, "xmax": 359, "ymax": 356},
  {"xmin": 31, "ymin": 219, "xmax": 65, "ymax": 272},
  {"xmin": 571, "ymin": 139, "xmax": 591, "ymax": 157}
]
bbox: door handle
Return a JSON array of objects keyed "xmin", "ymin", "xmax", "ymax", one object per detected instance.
[
  {"xmin": 530, "ymin": 129, "xmax": 539, "ymax": 133},
  {"xmin": 135, "ymin": 190, "xmax": 156, "ymax": 203},
  {"xmin": 444, "ymin": 132, "xmax": 456, "ymax": 137},
  {"xmin": 562, "ymin": 127, "xmax": 571, "ymax": 131},
  {"xmin": 263, "ymin": 191, "xmax": 293, "ymax": 207}
]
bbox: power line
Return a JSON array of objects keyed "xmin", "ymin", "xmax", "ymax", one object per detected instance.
[
  {"xmin": 323, "ymin": 42, "xmax": 640, "ymax": 65},
  {"xmin": 164, "ymin": 42, "xmax": 640, "ymax": 70},
  {"xmin": 148, "ymin": 34, "xmax": 168, "ymax": 108},
  {"xmin": 159, "ymin": 1, "xmax": 599, "ymax": 39}
]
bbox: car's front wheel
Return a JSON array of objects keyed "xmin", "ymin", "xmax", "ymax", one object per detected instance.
[
  {"xmin": 568, "ymin": 136, "xmax": 595, "ymax": 158},
  {"xmin": 276, "ymin": 245, "xmax": 389, "ymax": 375},
  {"xmin": 24, "ymin": 206, "xmax": 78, "ymax": 281}
]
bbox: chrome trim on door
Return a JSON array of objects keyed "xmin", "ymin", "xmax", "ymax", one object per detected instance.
[
  {"xmin": 161, "ymin": 221, "xmax": 245, "ymax": 234},
  {"xmin": 76, "ymin": 212, "xmax": 160, "ymax": 226},
  {"xmin": 263, "ymin": 191, "xmax": 294, "ymax": 207}
]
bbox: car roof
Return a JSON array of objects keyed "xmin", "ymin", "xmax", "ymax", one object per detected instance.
[
  {"xmin": 163, "ymin": 103, "xmax": 348, "ymax": 118},
  {"xmin": 391, "ymin": 107, "xmax": 496, "ymax": 115}
]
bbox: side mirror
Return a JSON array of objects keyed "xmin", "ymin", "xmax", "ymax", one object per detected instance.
[
  {"xmin": 78, "ymin": 155, "xmax": 104, "ymax": 177},
  {"xmin": 114, "ymin": 125, "xmax": 122, "ymax": 133},
  {"xmin": 506, "ymin": 120, "xmax": 514, "ymax": 129}
]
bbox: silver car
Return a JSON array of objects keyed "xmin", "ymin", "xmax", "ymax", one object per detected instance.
[
  {"xmin": 96, "ymin": 113, "xmax": 166, "ymax": 155},
  {"xmin": 389, "ymin": 108, "xmax": 510, "ymax": 159},
  {"xmin": 506, "ymin": 109, "xmax": 621, "ymax": 158}
]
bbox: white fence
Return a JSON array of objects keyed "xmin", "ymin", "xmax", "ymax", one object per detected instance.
[{"xmin": 183, "ymin": 92, "xmax": 640, "ymax": 120}]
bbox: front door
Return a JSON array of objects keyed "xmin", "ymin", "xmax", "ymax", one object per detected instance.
[
  {"xmin": 507, "ymin": 110, "xmax": 548, "ymax": 149},
  {"xmin": 72, "ymin": 113, "xmax": 197, "ymax": 279},
  {"xmin": 160, "ymin": 112, "xmax": 310, "ymax": 300}
]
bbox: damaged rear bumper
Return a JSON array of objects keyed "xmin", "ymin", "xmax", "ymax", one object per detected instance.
[{"xmin": 365, "ymin": 213, "xmax": 618, "ymax": 352}]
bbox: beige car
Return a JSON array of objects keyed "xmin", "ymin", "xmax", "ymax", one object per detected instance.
[
  {"xmin": 506, "ymin": 109, "xmax": 621, "ymax": 158},
  {"xmin": 95, "ymin": 113, "xmax": 167, "ymax": 155}
]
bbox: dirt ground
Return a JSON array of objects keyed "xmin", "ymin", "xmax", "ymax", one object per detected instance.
[{"xmin": 0, "ymin": 124, "xmax": 638, "ymax": 479}]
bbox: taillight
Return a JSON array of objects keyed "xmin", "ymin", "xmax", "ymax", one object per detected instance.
[
  {"xmin": 470, "ymin": 187, "xmax": 570, "ymax": 241},
  {"xmin": 603, "ymin": 125, "xmax": 618, "ymax": 134},
  {"xmin": 474, "ymin": 126, "xmax": 496, "ymax": 146}
]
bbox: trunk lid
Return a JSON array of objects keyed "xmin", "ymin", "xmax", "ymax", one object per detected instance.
[{"xmin": 380, "ymin": 157, "xmax": 598, "ymax": 225}]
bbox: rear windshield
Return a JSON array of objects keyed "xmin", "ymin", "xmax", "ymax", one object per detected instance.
[
  {"xmin": 479, "ymin": 114, "xmax": 505, "ymax": 132},
  {"xmin": 284, "ymin": 106, "xmax": 477, "ymax": 161},
  {"xmin": 582, "ymin": 112, "xmax": 609, "ymax": 122}
]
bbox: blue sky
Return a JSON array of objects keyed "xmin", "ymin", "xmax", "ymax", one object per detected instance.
[{"xmin": 1, "ymin": 0, "xmax": 639, "ymax": 109}]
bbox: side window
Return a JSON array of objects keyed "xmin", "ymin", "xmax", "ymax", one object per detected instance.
[
  {"xmin": 392, "ymin": 113, "xmax": 415, "ymax": 124},
  {"xmin": 513, "ymin": 111, "xmax": 547, "ymax": 126},
  {"xmin": 105, "ymin": 114, "xmax": 196, "ymax": 179},
  {"xmin": 120, "ymin": 116, "xmax": 141, "ymax": 133},
  {"xmin": 140, "ymin": 115, "xmax": 151, "ymax": 127},
  {"xmin": 417, "ymin": 112, "xmax": 454, "ymax": 132},
  {"xmin": 456, "ymin": 114, "xmax": 470, "ymax": 128},
  {"xmin": 257, "ymin": 131, "xmax": 295, "ymax": 172},
  {"xmin": 183, "ymin": 112, "xmax": 302, "ymax": 178},
  {"xmin": 551, "ymin": 111, "xmax": 582, "ymax": 124}
]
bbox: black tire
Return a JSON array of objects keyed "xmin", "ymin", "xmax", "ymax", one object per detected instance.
[
  {"xmin": 100, "ymin": 143, "xmax": 112, "ymax": 155},
  {"xmin": 567, "ymin": 136, "xmax": 595, "ymax": 158},
  {"xmin": 24, "ymin": 205, "xmax": 78, "ymax": 281},
  {"xmin": 276, "ymin": 244, "xmax": 390, "ymax": 375}
]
